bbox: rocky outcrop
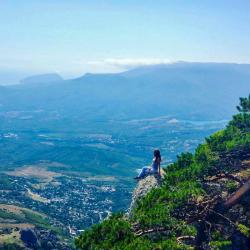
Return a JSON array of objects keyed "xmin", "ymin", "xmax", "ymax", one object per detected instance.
[{"xmin": 128, "ymin": 175, "xmax": 162, "ymax": 216}]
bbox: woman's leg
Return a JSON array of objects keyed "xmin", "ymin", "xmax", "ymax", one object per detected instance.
[{"xmin": 138, "ymin": 167, "xmax": 149, "ymax": 178}]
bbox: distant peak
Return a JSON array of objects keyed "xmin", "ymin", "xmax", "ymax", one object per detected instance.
[{"xmin": 20, "ymin": 73, "xmax": 63, "ymax": 85}]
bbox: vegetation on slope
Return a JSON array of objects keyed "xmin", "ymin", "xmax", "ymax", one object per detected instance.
[
  {"xmin": 75, "ymin": 95, "xmax": 250, "ymax": 250},
  {"xmin": 0, "ymin": 204, "xmax": 70, "ymax": 249}
]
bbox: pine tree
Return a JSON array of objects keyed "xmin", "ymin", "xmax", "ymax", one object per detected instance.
[{"xmin": 237, "ymin": 94, "xmax": 250, "ymax": 113}]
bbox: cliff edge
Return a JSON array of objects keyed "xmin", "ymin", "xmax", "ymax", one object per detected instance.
[{"xmin": 75, "ymin": 95, "xmax": 250, "ymax": 250}]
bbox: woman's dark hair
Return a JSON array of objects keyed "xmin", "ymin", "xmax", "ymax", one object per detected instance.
[{"xmin": 154, "ymin": 149, "xmax": 161, "ymax": 162}]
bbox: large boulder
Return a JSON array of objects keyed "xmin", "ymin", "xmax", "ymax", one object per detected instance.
[{"xmin": 128, "ymin": 175, "xmax": 161, "ymax": 216}]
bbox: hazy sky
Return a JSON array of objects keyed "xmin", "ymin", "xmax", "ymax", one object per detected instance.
[{"xmin": 1, "ymin": 0, "xmax": 250, "ymax": 83}]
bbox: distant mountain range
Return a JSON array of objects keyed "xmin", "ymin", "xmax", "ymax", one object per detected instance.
[{"xmin": 0, "ymin": 62, "xmax": 250, "ymax": 123}]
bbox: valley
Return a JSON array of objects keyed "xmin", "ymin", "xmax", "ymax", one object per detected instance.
[
  {"xmin": 0, "ymin": 62, "xmax": 247, "ymax": 248},
  {"xmin": 0, "ymin": 114, "xmax": 227, "ymax": 248}
]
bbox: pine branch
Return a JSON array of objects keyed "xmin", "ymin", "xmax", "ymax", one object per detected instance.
[
  {"xmin": 134, "ymin": 227, "xmax": 168, "ymax": 237},
  {"xmin": 223, "ymin": 177, "xmax": 250, "ymax": 209}
]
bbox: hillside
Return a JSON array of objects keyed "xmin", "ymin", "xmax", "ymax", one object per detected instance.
[
  {"xmin": 75, "ymin": 95, "xmax": 250, "ymax": 250},
  {"xmin": 0, "ymin": 203, "xmax": 71, "ymax": 249}
]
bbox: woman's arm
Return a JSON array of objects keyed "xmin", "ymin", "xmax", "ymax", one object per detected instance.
[{"xmin": 158, "ymin": 160, "xmax": 161, "ymax": 176}]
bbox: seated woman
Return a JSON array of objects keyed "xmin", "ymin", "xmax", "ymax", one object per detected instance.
[{"xmin": 135, "ymin": 149, "xmax": 161, "ymax": 180}]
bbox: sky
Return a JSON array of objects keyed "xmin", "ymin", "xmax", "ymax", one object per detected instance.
[{"xmin": 0, "ymin": 0, "xmax": 250, "ymax": 84}]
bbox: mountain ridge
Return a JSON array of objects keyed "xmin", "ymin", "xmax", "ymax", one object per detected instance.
[
  {"xmin": 20, "ymin": 73, "xmax": 63, "ymax": 85},
  {"xmin": 1, "ymin": 62, "xmax": 250, "ymax": 121}
]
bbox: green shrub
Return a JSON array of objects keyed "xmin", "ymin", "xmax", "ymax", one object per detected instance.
[
  {"xmin": 237, "ymin": 223, "xmax": 250, "ymax": 237},
  {"xmin": 75, "ymin": 214, "xmax": 134, "ymax": 250},
  {"xmin": 210, "ymin": 240, "xmax": 232, "ymax": 250}
]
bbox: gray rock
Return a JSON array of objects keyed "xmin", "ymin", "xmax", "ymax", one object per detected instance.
[{"xmin": 128, "ymin": 175, "xmax": 161, "ymax": 216}]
